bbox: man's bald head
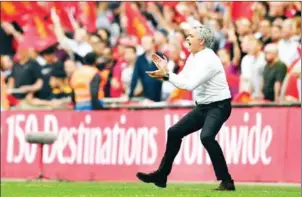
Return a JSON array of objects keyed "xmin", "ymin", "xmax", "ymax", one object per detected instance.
[{"xmin": 264, "ymin": 43, "xmax": 279, "ymax": 63}]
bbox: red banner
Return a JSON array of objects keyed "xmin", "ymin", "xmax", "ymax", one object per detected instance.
[
  {"xmin": 124, "ymin": 2, "xmax": 154, "ymax": 39},
  {"xmin": 0, "ymin": 107, "xmax": 300, "ymax": 183},
  {"xmin": 231, "ymin": 2, "xmax": 254, "ymax": 21},
  {"xmin": 52, "ymin": 2, "xmax": 79, "ymax": 32},
  {"xmin": 78, "ymin": 2, "xmax": 97, "ymax": 33},
  {"xmin": 1, "ymin": 2, "xmax": 48, "ymax": 26}
]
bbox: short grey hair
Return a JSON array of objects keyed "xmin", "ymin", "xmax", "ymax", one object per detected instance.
[{"xmin": 194, "ymin": 25, "xmax": 215, "ymax": 48}]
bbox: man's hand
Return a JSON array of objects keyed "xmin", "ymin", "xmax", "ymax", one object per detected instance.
[
  {"xmin": 146, "ymin": 70, "xmax": 165, "ymax": 80},
  {"xmin": 146, "ymin": 53, "xmax": 169, "ymax": 80},
  {"xmin": 151, "ymin": 53, "xmax": 168, "ymax": 74},
  {"xmin": 50, "ymin": 8, "xmax": 60, "ymax": 24}
]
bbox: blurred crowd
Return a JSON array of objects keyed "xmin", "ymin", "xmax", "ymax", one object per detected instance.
[{"xmin": 0, "ymin": 2, "xmax": 301, "ymax": 111}]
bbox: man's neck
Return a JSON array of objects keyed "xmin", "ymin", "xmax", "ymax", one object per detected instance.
[
  {"xmin": 269, "ymin": 58, "xmax": 279, "ymax": 66},
  {"xmin": 19, "ymin": 57, "xmax": 30, "ymax": 64},
  {"xmin": 146, "ymin": 49, "xmax": 155, "ymax": 56},
  {"xmin": 127, "ymin": 60, "xmax": 135, "ymax": 67},
  {"xmin": 192, "ymin": 47, "xmax": 206, "ymax": 55},
  {"xmin": 284, "ymin": 35, "xmax": 292, "ymax": 41},
  {"xmin": 252, "ymin": 50, "xmax": 261, "ymax": 57}
]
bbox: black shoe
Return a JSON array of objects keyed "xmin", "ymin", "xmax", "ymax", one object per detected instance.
[
  {"xmin": 136, "ymin": 171, "xmax": 167, "ymax": 188},
  {"xmin": 214, "ymin": 179, "xmax": 236, "ymax": 191}
]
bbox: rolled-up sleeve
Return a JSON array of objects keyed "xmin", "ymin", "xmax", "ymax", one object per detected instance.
[{"xmin": 168, "ymin": 57, "xmax": 217, "ymax": 91}]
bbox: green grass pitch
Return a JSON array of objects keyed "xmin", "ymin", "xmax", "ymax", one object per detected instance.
[{"xmin": 1, "ymin": 181, "xmax": 300, "ymax": 197}]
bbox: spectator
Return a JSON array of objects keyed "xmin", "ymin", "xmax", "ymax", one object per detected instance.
[
  {"xmin": 292, "ymin": 16, "xmax": 301, "ymax": 42},
  {"xmin": 70, "ymin": 52, "xmax": 104, "ymax": 110},
  {"xmin": 235, "ymin": 18, "xmax": 253, "ymax": 41},
  {"xmin": 154, "ymin": 29, "xmax": 169, "ymax": 54},
  {"xmin": 1, "ymin": 71, "xmax": 9, "ymax": 110},
  {"xmin": 22, "ymin": 68, "xmax": 71, "ymax": 110},
  {"xmin": 51, "ymin": 8, "xmax": 93, "ymax": 65},
  {"xmin": 49, "ymin": 68, "xmax": 72, "ymax": 101},
  {"xmin": 89, "ymin": 33, "xmax": 107, "ymax": 58},
  {"xmin": 240, "ymin": 36, "xmax": 266, "ymax": 99},
  {"xmin": 64, "ymin": 59, "xmax": 77, "ymax": 79},
  {"xmin": 129, "ymin": 35, "xmax": 163, "ymax": 102},
  {"xmin": 121, "ymin": 46, "xmax": 142, "ymax": 97},
  {"xmin": 262, "ymin": 43, "xmax": 287, "ymax": 102},
  {"xmin": 98, "ymin": 47, "xmax": 123, "ymax": 98},
  {"xmin": 37, "ymin": 45, "xmax": 64, "ymax": 101},
  {"xmin": 257, "ymin": 19, "xmax": 272, "ymax": 46},
  {"xmin": 271, "ymin": 24, "xmax": 282, "ymax": 43},
  {"xmin": 161, "ymin": 42, "xmax": 181, "ymax": 101},
  {"xmin": 218, "ymin": 48, "xmax": 240, "ymax": 98},
  {"xmin": 0, "ymin": 22, "xmax": 22, "ymax": 56},
  {"xmin": 0, "ymin": 55, "xmax": 14, "ymax": 78},
  {"xmin": 267, "ymin": 2, "xmax": 287, "ymax": 22},
  {"xmin": 7, "ymin": 42, "xmax": 43, "ymax": 102},
  {"xmin": 1, "ymin": 2, "xmax": 301, "ymax": 109},
  {"xmin": 278, "ymin": 19, "xmax": 300, "ymax": 67}
]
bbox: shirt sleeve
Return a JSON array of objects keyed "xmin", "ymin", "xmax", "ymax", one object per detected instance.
[
  {"xmin": 168, "ymin": 55, "xmax": 218, "ymax": 91},
  {"xmin": 240, "ymin": 56, "xmax": 252, "ymax": 79},
  {"xmin": 90, "ymin": 73, "xmax": 103, "ymax": 110},
  {"xmin": 275, "ymin": 63, "xmax": 287, "ymax": 82},
  {"xmin": 30, "ymin": 61, "xmax": 43, "ymax": 81}
]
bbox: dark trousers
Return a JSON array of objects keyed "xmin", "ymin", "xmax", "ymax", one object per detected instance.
[{"xmin": 158, "ymin": 98, "xmax": 232, "ymax": 181}]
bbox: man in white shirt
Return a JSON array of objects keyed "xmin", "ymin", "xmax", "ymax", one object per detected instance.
[
  {"xmin": 137, "ymin": 26, "xmax": 235, "ymax": 191},
  {"xmin": 278, "ymin": 19, "xmax": 300, "ymax": 67},
  {"xmin": 240, "ymin": 36, "xmax": 267, "ymax": 98}
]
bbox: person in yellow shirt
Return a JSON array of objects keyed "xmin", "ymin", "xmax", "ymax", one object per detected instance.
[
  {"xmin": 1, "ymin": 72, "xmax": 9, "ymax": 111},
  {"xmin": 70, "ymin": 52, "xmax": 105, "ymax": 110}
]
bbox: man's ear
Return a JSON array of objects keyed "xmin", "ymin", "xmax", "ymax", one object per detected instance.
[{"xmin": 200, "ymin": 39, "xmax": 205, "ymax": 47}]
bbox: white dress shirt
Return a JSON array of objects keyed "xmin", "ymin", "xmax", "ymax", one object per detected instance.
[
  {"xmin": 278, "ymin": 38, "xmax": 300, "ymax": 67},
  {"xmin": 240, "ymin": 52, "xmax": 266, "ymax": 98},
  {"xmin": 168, "ymin": 48, "xmax": 231, "ymax": 104}
]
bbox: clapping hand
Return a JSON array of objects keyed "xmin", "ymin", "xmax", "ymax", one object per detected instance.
[{"xmin": 146, "ymin": 53, "xmax": 169, "ymax": 80}]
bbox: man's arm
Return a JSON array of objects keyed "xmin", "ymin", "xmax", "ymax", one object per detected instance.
[
  {"xmin": 16, "ymin": 61, "xmax": 43, "ymax": 93},
  {"xmin": 274, "ymin": 64, "xmax": 287, "ymax": 102},
  {"xmin": 129, "ymin": 58, "xmax": 140, "ymax": 98},
  {"xmin": 90, "ymin": 73, "xmax": 103, "ymax": 110},
  {"xmin": 168, "ymin": 62, "xmax": 217, "ymax": 91}
]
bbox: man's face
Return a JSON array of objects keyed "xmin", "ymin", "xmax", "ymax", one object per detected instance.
[
  {"xmin": 247, "ymin": 38, "xmax": 261, "ymax": 55},
  {"xmin": 264, "ymin": 51, "xmax": 278, "ymax": 63},
  {"xmin": 141, "ymin": 36, "xmax": 155, "ymax": 52},
  {"xmin": 0, "ymin": 55, "xmax": 13, "ymax": 71},
  {"xmin": 271, "ymin": 26, "xmax": 282, "ymax": 42},
  {"xmin": 90, "ymin": 35, "xmax": 106, "ymax": 55},
  {"xmin": 154, "ymin": 31, "xmax": 166, "ymax": 45},
  {"xmin": 282, "ymin": 20, "xmax": 294, "ymax": 39},
  {"xmin": 124, "ymin": 47, "xmax": 136, "ymax": 63},
  {"xmin": 240, "ymin": 35, "xmax": 251, "ymax": 53},
  {"xmin": 186, "ymin": 28, "xmax": 203, "ymax": 54},
  {"xmin": 236, "ymin": 19, "xmax": 251, "ymax": 36},
  {"xmin": 64, "ymin": 60, "xmax": 77, "ymax": 77},
  {"xmin": 269, "ymin": 2, "xmax": 285, "ymax": 16},
  {"xmin": 259, "ymin": 20, "xmax": 271, "ymax": 37},
  {"xmin": 74, "ymin": 29, "xmax": 87, "ymax": 43},
  {"xmin": 102, "ymin": 48, "xmax": 113, "ymax": 65},
  {"xmin": 167, "ymin": 44, "xmax": 180, "ymax": 61},
  {"xmin": 17, "ymin": 48, "xmax": 30, "ymax": 62}
]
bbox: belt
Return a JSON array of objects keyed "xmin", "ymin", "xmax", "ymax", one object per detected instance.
[{"xmin": 195, "ymin": 98, "xmax": 231, "ymax": 107}]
